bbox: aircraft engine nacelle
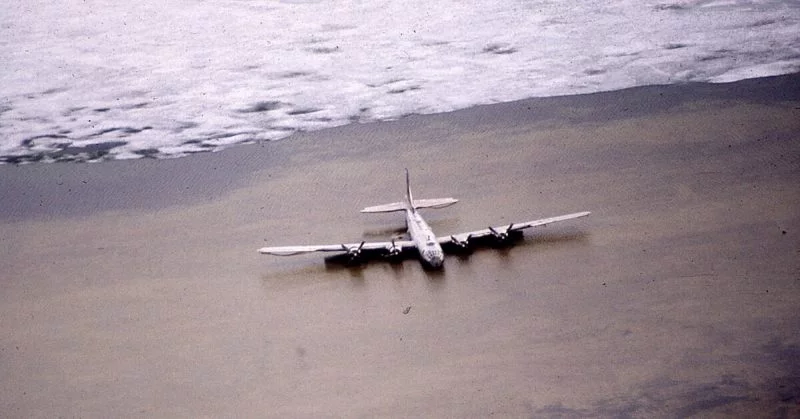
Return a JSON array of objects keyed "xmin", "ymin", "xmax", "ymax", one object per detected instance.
[
  {"xmin": 342, "ymin": 241, "xmax": 366, "ymax": 263},
  {"xmin": 385, "ymin": 240, "xmax": 402, "ymax": 258},
  {"xmin": 450, "ymin": 234, "xmax": 472, "ymax": 249},
  {"xmin": 448, "ymin": 234, "xmax": 474, "ymax": 254},
  {"xmin": 489, "ymin": 225, "xmax": 521, "ymax": 245}
]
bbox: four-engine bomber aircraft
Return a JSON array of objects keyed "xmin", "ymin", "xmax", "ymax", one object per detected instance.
[{"xmin": 258, "ymin": 170, "xmax": 590, "ymax": 269}]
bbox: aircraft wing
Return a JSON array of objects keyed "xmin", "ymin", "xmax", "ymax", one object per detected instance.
[
  {"xmin": 440, "ymin": 211, "xmax": 591, "ymax": 244},
  {"xmin": 259, "ymin": 240, "xmax": 415, "ymax": 256}
]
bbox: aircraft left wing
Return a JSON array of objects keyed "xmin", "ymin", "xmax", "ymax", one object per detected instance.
[
  {"xmin": 259, "ymin": 240, "xmax": 415, "ymax": 256},
  {"xmin": 440, "ymin": 211, "xmax": 591, "ymax": 244}
]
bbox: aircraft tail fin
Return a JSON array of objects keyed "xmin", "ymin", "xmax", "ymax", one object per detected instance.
[
  {"xmin": 360, "ymin": 169, "xmax": 458, "ymax": 213},
  {"xmin": 405, "ymin": 168, "xmax": 414, "ymax": 212}
]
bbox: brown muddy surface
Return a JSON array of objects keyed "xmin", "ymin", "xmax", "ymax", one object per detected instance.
[{"xmin": 2, "ymin": 74, "xmax": 799, "ymax": 417}]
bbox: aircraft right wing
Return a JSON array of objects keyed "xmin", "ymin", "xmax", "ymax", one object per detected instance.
[
  {"xmin": 259, "ymin": 240, "xmax": 415, "ymax": 256},
  {"xmin": 440, "ymin": 211, "xmax": 591, "ymax": 244}
]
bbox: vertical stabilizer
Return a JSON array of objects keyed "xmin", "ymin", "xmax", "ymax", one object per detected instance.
[{"xmin": 405, "ymin": 168, "xmax": 415, "ymax": 212}]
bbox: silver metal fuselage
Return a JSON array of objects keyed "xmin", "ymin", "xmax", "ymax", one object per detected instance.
[{"xmin": 405, "ymin": 208, "xmax": 444, "ymax": 268}]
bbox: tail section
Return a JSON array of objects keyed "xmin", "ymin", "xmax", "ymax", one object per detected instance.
[
  {"xmin": 360, "ymin": 169, "xmax": 458, "ymax": 213},
  {"xmin": 405, "ymin": 168, "xmax": 415, "ymax": 213}
]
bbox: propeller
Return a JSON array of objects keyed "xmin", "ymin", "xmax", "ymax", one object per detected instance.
[
  {"xmin": 450, "ymin": 233, "xmax": 473, "ymax": 249},
  {"xmin": 385, "ymin": 239, "xmax": 402, "ymax": 258},
  {"xmin": 489, "ymin": 224, "xmax": 515, "ymax": 242},
  {"xmin": 341, "ymin": 241, "xmax": 366, "ymax": 261}
]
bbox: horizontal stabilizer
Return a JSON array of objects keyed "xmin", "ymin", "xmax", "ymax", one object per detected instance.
[
  {"xmin": 360, "ymin": 202, "xmax": 407, "ymax": 213},
  {"xmin": 361, "ymin": 198, "xmax": 458, "ymax": 213},
  {"xmin": 413, "ymin": 198, "xmax": 458, "ymax": 209}
]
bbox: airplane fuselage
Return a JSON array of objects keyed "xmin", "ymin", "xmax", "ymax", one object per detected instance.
[
  {"xmin": 405, "ymin": 208, "xmax": 444, "ymax": 269},
  {"xmin": 257, "ymin": 169, "xmax": 590, "ymax": 269}
]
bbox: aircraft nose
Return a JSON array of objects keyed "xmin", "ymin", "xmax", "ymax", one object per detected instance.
[{"xmin": 430, "ymin": 255, "xmax": 444, "ymax": 269}]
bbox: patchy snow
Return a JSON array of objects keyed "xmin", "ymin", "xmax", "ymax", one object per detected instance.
[{"xmin": 1, "ymin": 0, "xmax": 799, "ymax": 162}]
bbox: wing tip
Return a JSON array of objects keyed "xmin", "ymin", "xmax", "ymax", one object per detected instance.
[{"xmin": 258, "ymin": 247, "xmax": 297, "ymax": 256}]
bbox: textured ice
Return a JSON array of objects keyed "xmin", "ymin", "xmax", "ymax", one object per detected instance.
[{"xmin": 1, "ymin": 0, "xmax": 799, "ymax": 163}]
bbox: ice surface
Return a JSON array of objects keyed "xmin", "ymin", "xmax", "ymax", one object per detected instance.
[{"xmin": 1, "ymin": 0, "xmax": 798, "ymax": 162}]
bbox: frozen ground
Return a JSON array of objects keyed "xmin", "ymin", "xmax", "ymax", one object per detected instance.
[{"xmin": 1, "ymin": 0, "xmax": 799, "ymax": 162}]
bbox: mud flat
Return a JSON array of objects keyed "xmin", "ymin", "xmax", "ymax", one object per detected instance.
[{"xmin": 1, "ymin": 74, "xmax": 799, "ymax": 417}]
